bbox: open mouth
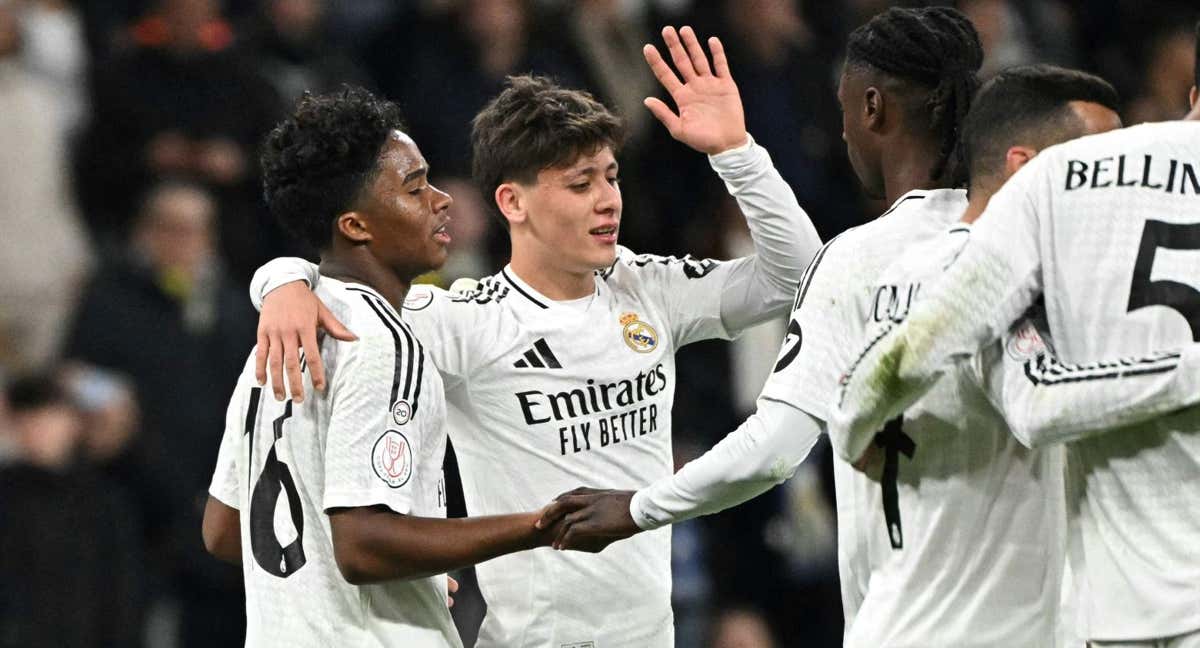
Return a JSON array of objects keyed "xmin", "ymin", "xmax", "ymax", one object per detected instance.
[
  {"xmin": 433, "ymin": 222, "xmax": 451, "ymax": 245},
  {"xmin": 589, "ymin": 224, "xmax": 618, "ymax": 244}
]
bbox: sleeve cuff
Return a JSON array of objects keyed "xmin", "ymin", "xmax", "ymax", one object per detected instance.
[
  {"xmin": 708, "ymin": 133, "xmax": 765, "ymax": 178},
  {"xmin": 249, "ymin": 258, "xmax": 317, "ymax": 310},
  {"xmin": 629, "ymin": 488, "xmax": 664, "ymax": 531}
]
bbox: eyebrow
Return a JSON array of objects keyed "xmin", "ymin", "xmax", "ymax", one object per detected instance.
[
  {"xmin": 565, "ymin": 161, "xmax": 619, "ymax": 179},
  {"xmin": 401, "ymin": 166, "xmax": 428, "ymax": 184}
]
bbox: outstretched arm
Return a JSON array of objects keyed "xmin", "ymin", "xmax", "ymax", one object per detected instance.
[
  {"xmin": 644, "ymin": 27, "xmax": 821, "ymax": 335},
  {"xmin": 539, "ymin": 397, "xmax": 823, "ymax": 551},
  {"xmin": 329, "ymin": 506, "xmax": 558, "ymax": 583},
  {"xmin": 984, "ymin": 319, "xmax": 1200, "ymax": 448}
]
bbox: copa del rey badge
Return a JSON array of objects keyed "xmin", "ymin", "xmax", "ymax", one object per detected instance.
[
  {"xmin": 620, "ymin": 312, "xmax": 658, "ymax": 353},
  {"xmin": 372, "ymin": 430, "xmax": 413, "ymax": 488}
]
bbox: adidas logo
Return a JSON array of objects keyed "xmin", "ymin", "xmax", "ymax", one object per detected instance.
[{"xmin": 513, "ymin": 338, "xmax": 562, "ymax": 369}]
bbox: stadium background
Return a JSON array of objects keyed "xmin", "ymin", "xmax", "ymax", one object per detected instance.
[{"xmin": 0, "ymin": 0, "xmax": 1195, "ymax": 646}]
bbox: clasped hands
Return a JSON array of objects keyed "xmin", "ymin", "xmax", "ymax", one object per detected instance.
[{"xmin": 533, "ymin": 488, "xmax": 642, "ymax": 553}]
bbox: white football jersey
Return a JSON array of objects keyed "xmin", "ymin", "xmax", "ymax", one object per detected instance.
[
  {"xmin": 209, "ymin": 278, "xmax": 458, "ymax": 648},
  {"xmin": 250, "ymin": 137, "xmax": 819, "ymax": 647},
  {"xmin": 833, "ymin": 121, "xmax": 1200, "ymax": 641},
  {"xmin": 762, "ymin": 189, "xmax": 1065, "ymax": 646}
]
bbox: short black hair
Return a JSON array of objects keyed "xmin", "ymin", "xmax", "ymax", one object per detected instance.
[
  {"xmin": 471, "ymin": 75, "xmax": 625, "ymax": 225},
  {"xmin": 846, "ymin": 6, "xmax": 983, "ymax": 185},
  {"xmin": 962, "ymin": 64, "xmax": 1119, "ymax": 187},
  {"xmin": 261, "ymin": 86, "xmax": 405, "ymax": 250}
]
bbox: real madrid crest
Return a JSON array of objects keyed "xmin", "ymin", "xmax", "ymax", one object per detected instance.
[{"xmin": 620, "ymin": 312, "xmax": 658, "ymax": 353}]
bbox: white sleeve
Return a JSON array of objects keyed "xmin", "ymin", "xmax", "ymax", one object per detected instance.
[
  {"xmin": 982, "ymin": 317, "xmax": 1200, "ymax": 448},
  {"xmin": 828, "ymin": 160, "xmax": 1050, "ymax": 461},
  {"xmin": 629, "ymin": 396, "xmax": 823, "ymax": 530},
  {"xmin": 208, "ymin": 376, "xmax": 252, "ymax": 509},
  {"xmin": 249, "ymin": 257, "xmax": 320, "ymax": 311},
  {"xmin": 707, "ymin": 135, "xmax": 823, "ymax": 335},
  {"xmin": 322, "ymin": 329, "xmax": 430, "ymax": 515}
]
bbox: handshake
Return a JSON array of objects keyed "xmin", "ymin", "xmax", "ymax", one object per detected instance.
[{"xmin": 530, "ymin": 488, "xmax": 642, "ymax": 553}]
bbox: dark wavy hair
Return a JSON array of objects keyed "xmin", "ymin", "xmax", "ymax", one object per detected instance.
[
  {"xmin": 846, "ymin": 6, "xmax": 983, "ymax": 186},
  {"xmin": 962, "ymin": 64, "xmax": 1119, "ymax": 187},
  {"xmin": 260, "ymin": 86, "xmax": 406, "ymax": 250},
  {"xmin": 471, "ymin": 75, "xmax": 625, "ymax": 226}
]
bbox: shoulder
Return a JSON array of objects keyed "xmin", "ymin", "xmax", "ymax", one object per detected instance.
[{"xmin": 605, "ymin": 245, "xmax": 722, "ymax": 282}]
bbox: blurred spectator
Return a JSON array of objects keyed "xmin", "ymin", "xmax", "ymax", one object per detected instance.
[
  {"xmin": 64, "ymin": 180, "xmax": 255, "ymax": 648},
  {"xmin": 0, "ymin": 372, "xmax": 145, "ymax": 648},
  {"xmin": 77, "ymin": 0, "xmax": 284, "ymax": 278},
  {"xmin": 1127, "ymin": 23, "xmax": 1196, "ymax": 123},
  {"xmin": 0, "ymin": 1, "xmax": 93, "ymax": 372},
  {"xmin": 243, "ymin": 0, "xmax": 370, "ymax": 106},
  {"xmin": 12, "ymin": 0, "xmax": 89, "ymax": 133},
  {"xmin": 710, "ymin": 607, "xmax": 777, "ymax": 648}
]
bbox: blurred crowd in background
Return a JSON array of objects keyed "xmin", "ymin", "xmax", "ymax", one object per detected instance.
[{"xmin": 0, "ymin": 0, "xmax": 1196, "ymax": 646}]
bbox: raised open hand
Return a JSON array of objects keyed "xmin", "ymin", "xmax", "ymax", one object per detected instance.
[{"xmin": 643, "ymin": 25, "xmax": 747, "ymax": 155}]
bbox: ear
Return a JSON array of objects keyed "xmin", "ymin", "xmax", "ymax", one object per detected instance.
[
  {"xmin": 1004, "ymin": 145, "xmax": 1038, "ymax": 177},
  {"xmin": 335, "ymin": 212, "xmax": 372, "ymax": 244},
  {"xmin": 1191, "ymin": 86, "xmax": 1198, "ymax": 109},
  {"xmin": 494, "ymin": 182, "xmax": 526, "ymax": 227},
  {"xmin": 863, "ymin": 86, "xmax": 885, "ymax": 132}
]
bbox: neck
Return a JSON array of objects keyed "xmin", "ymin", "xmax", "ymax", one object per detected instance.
[
  {"xmin": 1187, "ymin": 104, "xmax": 1200, "ymax": 122},
  {"xmin": 961, "ymin": 184, "xmax": 994, "ymax": 224},
  {"xmin": 319, "ymin": 253, "xmax": 412, "ymax": 311},
  {"xmin": 508, "ymin": 241, "xmax": 595, "ymax": 301},
  {"xmin": 880, "ymin": 135, "xmax": 945, "ymax": 205}
]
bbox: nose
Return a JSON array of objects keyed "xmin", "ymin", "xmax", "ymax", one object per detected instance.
[
  {"xmin": 430, "ymin": 183, "xmax": 453, "ymax": 211},
  {"xmin": 596, "ymin": 178, "xmax": 621, "ymax": 215}
]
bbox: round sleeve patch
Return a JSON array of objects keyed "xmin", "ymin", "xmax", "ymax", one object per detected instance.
[{"xmin": 372, "ymin": 430, "xmax": 413, "ymax": 488}]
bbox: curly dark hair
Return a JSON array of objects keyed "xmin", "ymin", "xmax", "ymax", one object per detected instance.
[
  {"xmin": 471, "ymin": 75, "xmax": 625, "ymax": 225},
  {"xmin": 260, "ymin": 86, "xmax": 406, "ymax": 250},
  {"xmin": 846, "ymin": 6, "xmax": 983, "ymax": 186}
]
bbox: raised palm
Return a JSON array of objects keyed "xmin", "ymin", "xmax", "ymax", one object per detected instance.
[{"xmin": 643, "ymin": 26, "xmax": 747, "ymax": 155}]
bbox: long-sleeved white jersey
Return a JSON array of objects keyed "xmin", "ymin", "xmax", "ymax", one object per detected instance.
[
  {"xmin": 251, "ymin": 137, "xmax": 821, "ymax": 647},
  {"xmin": 831, "ymin": 121, "xmax": 1200, "ymax": 641}
]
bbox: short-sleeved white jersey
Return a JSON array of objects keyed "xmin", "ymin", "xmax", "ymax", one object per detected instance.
[
  {"xmin": 832, "ymin": 121, "xmax": 1200, "ymax": 641},
  {"xmin": 762, "ymin": 188, "xmax": 1064, "ymax": 646},
  {"xmin": 209, "ymin": 277, "xmax": 458, "ymax": 648}
]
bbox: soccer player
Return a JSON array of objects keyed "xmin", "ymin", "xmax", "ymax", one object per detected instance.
[
  {"xmin": 248, "ymin": 27, "xmax": 820, "ymax": 647},
  {"xmin": 541, "ymin": 12, "xmax": 1198, "ymax": 648},
  {"xmin": 830, "ymin": 24, "xmax": 1200, "ymax": 648},
  {"xmin": 202, "ymin": 88, "xmax": 563, "ymax": 648}
]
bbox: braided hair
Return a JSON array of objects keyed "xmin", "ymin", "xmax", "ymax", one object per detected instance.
[{"xmin": 846, "ymin": 7, "xmax": 983, "ymax": 185}]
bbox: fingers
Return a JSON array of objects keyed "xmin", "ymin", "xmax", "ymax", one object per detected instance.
[
  {"xmin": 661, "ymin": 26, "xmax": 696, "ymax": 82},
  {"xmin": 318, "ymin": 303, "xmax": 357, "ymax": 342},
  {"xmin": 301, "ymin": 327, "xmax": 326, "ymax": 392},
  {"xmin": 643, "ymin": 97, "xmax": 681, "ymax": 135},
  {"xmin": 448, "ymin": 576, "xmax": 459, "ymax": 593},
  {"xmin": 554, "ymin": 510, "xmax": 588, "ymax": 549},
  {"xmin": 709, "ymin": 36, "xmax": 730, "ymax": 78},
  {"xmin": 537, "ymin": 496, "xmax": 588, "ymax": 529},
  {"xmin": 678, "ymin": 26, "xmax": 712, "ymax": 77},
  {"xmin": 268, "ymin": 331, "xmax": 286, "ymax": 401},
  {"xmin": 642, "ymin": 43, "xmax": 683, "ymax": 94},
  {"xmin": 255, "ymin": 330, "xmax": 269, "ymax": 385},
  {"xmin": 283, "ymin": 334, "xmax": 305, "ymax": 403}
]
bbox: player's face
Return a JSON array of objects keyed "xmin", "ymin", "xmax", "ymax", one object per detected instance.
[
  {"xmin": 521, "ymin": 145, "xmax": 622, "ymax": 273},
  {"xmin": 359, "ymin": 131, "xmax": 453, "ymax": 278},
  {"xmin": 838, "ymin": 68, "xmax": 885, "ymax": 199}
]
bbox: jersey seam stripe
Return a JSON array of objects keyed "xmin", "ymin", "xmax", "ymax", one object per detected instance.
[
  {"xmin": 501, "ymin": 268, "xmax": 549, "ymax": 309},
  {"xmin": 793, "ymin": 230, "xmax": 849, "ymax": 312},
  {"xmin": 345, "ymin": 285, "xmax": 400, "ymax": 316},
  {"xmin": 244, "ymin": 386, "xmax": 262, "ymax": 501},
  {"xmin": 879, "ymin": 193, "xmax": 926, "ymax": 218},
  {"xmin": 359, "ymin": 294, "xmax": 408, "ymax": 406},
  {"xmin": 370, "ymin": 294, "xmax": 425, "ymax": 411},
  {"xmin": 1022, "ymin": 352, "xmax": 1181, "ymax": 386}
]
